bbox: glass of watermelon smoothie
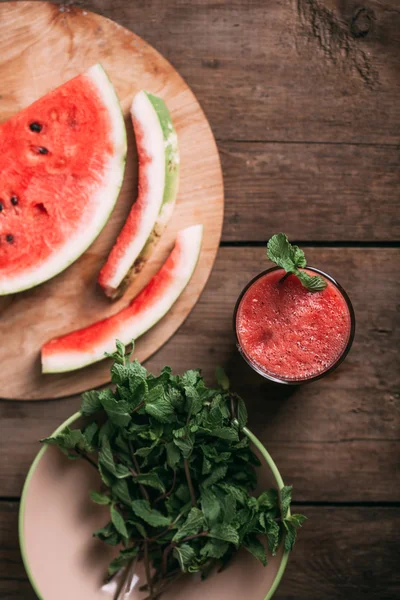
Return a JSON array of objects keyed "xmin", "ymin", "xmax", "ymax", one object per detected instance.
[{"xmin": 234, "ymin": 264, "xmax": 355, "ymax": 385}]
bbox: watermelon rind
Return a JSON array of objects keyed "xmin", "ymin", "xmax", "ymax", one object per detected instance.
[
  {"xmin": 98, "ymin": 91, "xmax": 180, "ymax": 299},
  {"xmin": 41, "ymin": 224, "xmax": 203, "ymax": 373},
  {"xmin": 0, "ymin": 64, "xmax": 127, "ymax": 296}
]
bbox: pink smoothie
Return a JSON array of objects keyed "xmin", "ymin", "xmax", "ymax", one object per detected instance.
[{"xmin": 236, "ymin": 268, "xmax": 352, "ymax": 382}]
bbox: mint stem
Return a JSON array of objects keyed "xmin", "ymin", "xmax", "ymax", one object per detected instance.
[
  {"xmin": 155, "ymin": 469, "xmax": 177, "ymax": 505},
  {"xmin": 184, "ymin": 459, "xmax": 196, "ymax": 507},
  {"xmin": 77, "ymin": 451, "xmax": 98, "ymax": 470},
  {"xmin": 129, "ymin": 441, "xmax": 150, "ymax": 502},
  {"xmin": 143, "ymin": 573, "xmax": 183, "ymax": 600},
  {"xmin": 114, "ymin": 555, "xmax": 138, "ymax": 600},
  {"xmin": 162, "ymin": 543, "xmax": 175, "ymax": 575},
  {"xmin": 144, "ymin": 541, "xmax": 154, "ymax": 599},
  {"xmin": 279, "ymin": 272, "xmax": 291, "ymax": 284}
]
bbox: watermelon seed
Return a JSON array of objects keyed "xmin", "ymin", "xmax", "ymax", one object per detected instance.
[
  {"xmin": 38, "ymin": 147, "xmax": 49, "ymax": 155},
  {"xmin": 11, "ymin": 196, "xmax": 18, "ymax": 206},
  {"xmin": 6, "ymin": 234, "xmax": 14, "ymax": 244},
  {"xmin": 0, "ymin": 203, "xmax": 3, "ymax": 212},
  {"xmin": 29, "ymin": 122, "xmax": 42, "ymax": 132}
]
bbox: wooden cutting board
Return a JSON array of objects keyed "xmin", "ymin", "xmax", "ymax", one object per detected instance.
[{"xmin": 0, "ymin": 1, "xmax": 224, "ymax": 400}]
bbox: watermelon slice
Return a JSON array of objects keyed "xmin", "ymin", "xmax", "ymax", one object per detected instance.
[
  {"xmin": 98, "ymin": 91, "xmax": 180, "ymax": 299},
  {"xmin": 0, "ymin": 64, "xmax": 127, "ymax": 295},
  {"xmin": 42, "ymin": 224, "xmax": 203, "ymax": 373}
]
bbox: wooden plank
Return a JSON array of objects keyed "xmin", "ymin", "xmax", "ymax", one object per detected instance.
[
  {"xmin": 58, "ymin": 0, "xmax": 400, "ymax": 144},
  {"xmin": 0, "ymin": 247, "xmax": 398, "ymax": 501},
  {"xmin": 0, "ymin": 581, "xmax": 36, "ymax": 600},
  {"xmin": 220, "ymin": 141, "xmax": 400, "ymax": 242},
  {"xmin": 1, "ymin": 501, "xmax": 399, "ymax": 599},
  {"xmin": 278, "ymin": 506, "xmax": 400, "ymax": 599}
]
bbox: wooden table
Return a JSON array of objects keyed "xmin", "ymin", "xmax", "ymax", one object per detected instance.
[{"xmin": 1, "ymin": 1, "xmax": 399, "ymax": 598}]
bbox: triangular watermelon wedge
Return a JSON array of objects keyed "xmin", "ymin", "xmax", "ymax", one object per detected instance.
[
  {"xmin": 0, "ymin": 64, "xmax": 127, "ymax": 295},
  {"xmin": 98, "ymin": 91, "xmax": 180, "ymax": 299},
  {"xmin": 42, "ymin": 224, "xmax": 203, "ymax": 373}
]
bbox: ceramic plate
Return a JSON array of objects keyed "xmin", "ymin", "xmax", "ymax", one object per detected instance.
[{"xmin": 19, "ymin": 414, "xmax": 288, "ymax": 599}]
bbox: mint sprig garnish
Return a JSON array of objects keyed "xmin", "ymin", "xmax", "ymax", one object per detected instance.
[
  {"xmin": 267, "ymin": 233, "xmax": 327, "ymax": 292},
  {"xmin": 41, "ymin": 342, "xmax": 305, "ymax": 598}
]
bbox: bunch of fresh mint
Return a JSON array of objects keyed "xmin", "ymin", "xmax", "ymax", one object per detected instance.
[{"xmin": 43, "ymin": 341, "xmax": 305, "ymax": 600}]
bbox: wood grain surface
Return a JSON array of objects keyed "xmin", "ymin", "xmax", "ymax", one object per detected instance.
[
  {"xmin": 61, "ymin": 0, "xmax": 400, "ymax": 145},
  {"xmin": 220, "ymin": 142, "xmax": 400, "ymax": 242},
  {"xmin": 0, "ymin": 1, "xmax": 224, "ymax": 400},
  {"xmin": 1, "ymin": 247, "xmax": 398, "ymax": 501},
  {"xmin": 0, "ymin": 0, "xmax": 399, "ymax": 599},
  {"xmin": 1, "ymin": 501, "xmax": 399, "ymax": 599}
]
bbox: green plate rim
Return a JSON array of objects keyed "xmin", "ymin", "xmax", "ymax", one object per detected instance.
[{"xmin": 19, "ymin": 413, "xmax": 289, "ymax": 600}]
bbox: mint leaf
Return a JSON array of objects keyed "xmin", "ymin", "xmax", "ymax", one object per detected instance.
[
  {"xmin": 104, "ymin": 339, "xmax": 129, "ymax": 365},
  {"xmin": 133, "ymin": 472, "xmax": 165, "ymax": 493},
  {"xmin": 202, "ymin": 455, "xmax": 212, "ymax": 475},
  {"xmin": 201, "ymin": 488, "xmax": 221, "ymax": 526},
  {"xmin": 296, "ymin": 270, "xmax": 328, "ymax": 292},
  {"xmin": 100, "ymin": 392, "xmax": 131, "ymax": 427},
  {"xmin": 283, "ymin": 513, "xmax": 307, "ymax": 551},
  {"xmin": 267, "ymin": 233, "xmax": 297, "ymax": 272},
  {"xmin": 173, "ymin": 543, "xmax": 196, "ymax": 572},
  {"xmin": 200, "ymin": 539, "xmax": 229, "ymax": 559},
  {"xmin": 267, "ymin": 233, "xmax": 327, "ymax": 292},
  {"xmin": 218, "ymin": 483, "xmax": 247, "ymax": 506},
  {"xmin": 215, "ymin": 367, "xmax": 230, "ymax": 391},
  {"xmin": 115, "ymin": 339, "xmax": 126, "ymax": 359},
  {"xmin": 236, "ymin": 396, "xmax": 248, "ymax": 428},
  {"xmin": 98, "ymin": 462, "xmax": 114, "ymax": 487},
  {"xmin": 98, "ymin": 420, "xmax": 116, "ymax": 446},
  {"xmin": 211, "ymin": 427, "xmax": 239, "ymax": 441},
  {"xmin": 265, "ymin": 519, "xmax": 280, "ymax": 555},
  {"xmin": 112, "ymin": 479, "xmax": 132, "ymax": 506},
  {"xmin": 81, "ymin": 390, "xmax": 102, "ymax": 416},
  {"xmin": 111, "ymin": 505, "xmax": 128, "ymax": 538},
  {"xmin": 244, "ymin": 535, "xmax": 267, "ymax": 566},
  {"xmin": 145, "ymin": 385, "xmax": 175, "ymax": 423},
  {"xmin": 90, "ymin": 490, "xmax": 110, "ymax": 505},
  {"xmin": 131, "ymin": 499, "xmax": 171, "ymax": 527},
  {"xmin": 210, "ymin": 524, "xmax": 239, "ymax": 546},
  {"xmin": 98, "ymin": 439, "xmax": 117, "ymax": 475},
  {"xmin": 128, "ymin": 360, "xmax": 148, "ymax": 397},
  {"xmin": 130, "ymin": 520, "xmax": 147, "ymax": 539},
  {"xmin": 41, "ymin": 427, "xmax": 93, "ymax": 458},
  {"xmin": 93, "ymin": 522, "xmax": 120, "ymax": 545},
  {"xmin": 84, "ymin": 422, "xmax": 98, "ymax": 446},
  {"xmin": 111, "ymin": 363, "xmax": 131, "ymax": 386},
  {"xmin": 288, "ymin": 514, "xmax": 307, "ymax": 527},
  {"xmin": 184, "ymin": 385, "xmax": 203, "ymax": 416},
  {"xmin": 292, "ymin": 244, "xmax": 307, "ymax": 268},
  {"xmin": 134, "ymin": 444, "xmax": 156, "ymax": 458},
  {"xmin": 173, "ymin": 426, "xmax": 194, "ymax": 459},
  {"xmin": 202, "ymin": 465, "xmax": 228, "ymax": 488},
  {"xmin": 180, "ymin": 370, "xmax": 200, "ymax": 387},
  {"xmin": 173, "ymin": 508, "xmax": 204, "ymax": 542},
  {"xmin": 99, "ymin": 443, "xmax": 130, "ymax": 479},
  {"xmin": 280, "ymin": 485, "xmax": 292, "ymax": 518},
  {"xmin": 108, "ymin": 547, "xmax": 137, "ymax": 576},
  {"xmin": 166, "ymin": 441, "xmax": 180, "ymax": 469},
  {"xmin": 283, "ymin": 520, "xmax": 297, "ymax": 552},
  {"xmin": 167, "ymin": 388, "xmax": 185, "ymax": 410},
  {"xmin": 257, "ymin": 489, "xmax": 279, "ymax": 510}
]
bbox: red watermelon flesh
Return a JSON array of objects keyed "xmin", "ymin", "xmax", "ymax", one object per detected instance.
[
  {"xmin": 42, "ymin": 224, "xmax": 203, "ymax": 373},
  {"xmin": 0, "ymin": 64, "xmax": 126, "ymax": 295}
]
